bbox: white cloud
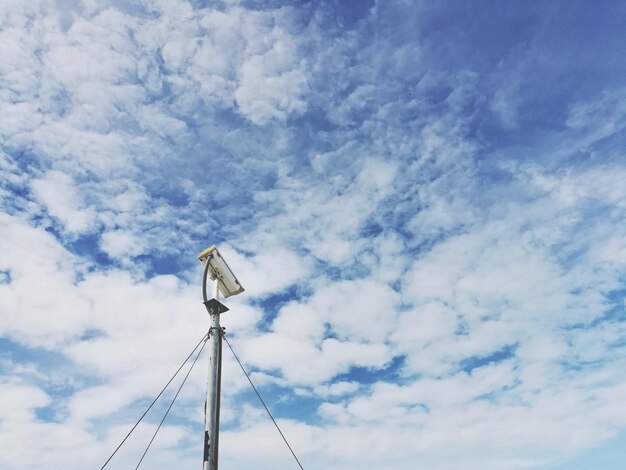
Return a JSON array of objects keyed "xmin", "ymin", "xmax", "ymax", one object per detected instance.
[
  {"xmin": 248, "ymin": 158, "xmax": 399, "ymax": 265},
  {"xmin": 0, "ymin": 213, "xmax": 91, "ymax": 346},
  {"xmin": 220, "ymin": 245, "xmax": 311, "ymax": 298},
  {"xmin": 393, "ymin": 302, "xmax": 458, "ymax": 347},
  {"xmin": 100, "ymin": 229, "xmax": 146, "ymax": 259},
  {"xmin": 236, "ymin": 332, "xmax": 391, "ymax": 386},
  {"xmin": 1, "ymin": 2, "xmax": 626, "ymax": 469},
  {"xmin": 0, "ymin": 381, "xmax": 50, "ymax": 422},
  {"xmin": 31, "ymin": 170, "xmax": 96, "ymax": 234},
  {"xmin": 234, "ymin": 36, "xmax": 308, "ymax": 124},
  {"xmin": 309, "ymin": 279, "xmax": 400, "ymax": 342},
  {"xmin": 314, "ymin": 380, "xmax": 360, "ymax": 397}
]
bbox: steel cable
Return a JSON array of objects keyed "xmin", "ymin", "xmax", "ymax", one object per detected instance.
[
  {"xmin": 100, "ymin": 331, "xmax": 209, "ymax": 469},
  {"xmin": 223, "ymin": 334, "xmax": 305, "ymax": 470},
  {"xmin": 135, "ymin": 334, "xmax": 208, "ymax": 468}
]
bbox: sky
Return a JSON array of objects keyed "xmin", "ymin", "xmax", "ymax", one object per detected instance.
[{"xmin": 1, "ymin": 0, "xmax": 626, "ymax": 468}]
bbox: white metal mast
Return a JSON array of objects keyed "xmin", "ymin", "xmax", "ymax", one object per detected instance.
[{"xmin": 198, "ymin": 246, "xmax": 244, "ymax": 470}]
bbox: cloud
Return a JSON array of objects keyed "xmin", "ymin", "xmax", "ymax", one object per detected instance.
[
  {"xmin": 31, "ymin": 170, "xmax": 96, "ymax": 234},
  {"xmin": 220, "ymin": 245, "xmax": 311, "ymax": 298},
  {"xmin": 100, "ymin": 229, "xmax": 146, "ymax": 259},
  {"xmin": 234, "ymin": 29, "xmax": 309, "ymax": 124},
  {"xmin": 314, "ymin": 380, "xmax": 359, "ymax": 397},
  {"xmin": 1, "ymin": 1, "xmax": 626, "ymax": 469}
]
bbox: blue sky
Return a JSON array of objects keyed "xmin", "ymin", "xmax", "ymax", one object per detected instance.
[{"xmin": 1, "ymin": 0, "xmax": 626, "ymax": 468}]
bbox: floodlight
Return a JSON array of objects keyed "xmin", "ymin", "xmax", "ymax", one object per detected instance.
[{"xmin": 197, "ymin": 245, "xmax": 245, "ymax": 298}]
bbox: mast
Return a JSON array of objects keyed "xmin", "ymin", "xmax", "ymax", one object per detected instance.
[{"xmin": 198, "ymin": 246, "xmax": 245, "ymax": 470}]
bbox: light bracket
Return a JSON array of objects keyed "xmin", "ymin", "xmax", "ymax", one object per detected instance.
[{"xmin": 203, "ymin": 298, "xmax": 229, "ymax": 315}]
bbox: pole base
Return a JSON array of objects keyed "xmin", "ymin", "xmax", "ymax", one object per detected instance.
[{"xmin": 203, "ymin": 298, "xmax": 229, "ymax": 315}]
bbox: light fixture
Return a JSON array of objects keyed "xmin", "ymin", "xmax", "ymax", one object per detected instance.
[{"xmin": 197, "ymin": 245, "xmax": 245, "ymax": 298}]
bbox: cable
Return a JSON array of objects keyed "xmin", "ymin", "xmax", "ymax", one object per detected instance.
[
  {"xmin": 223, "ymin": 335, "xmax": 305, "ymax": 470},
  {"xmin": 100, "ymin": 331, "xmax": 209, "ymax": 469},
  {"xmin": 135, "ymin": 334, "xmax": 208, "ymax": 469},
  {"xmin": 202, "ymin": 255, "xmax": 212, "ymax": 302}
]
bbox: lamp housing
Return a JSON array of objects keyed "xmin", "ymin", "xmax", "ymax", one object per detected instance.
[{"xmin": 197, "ymin": 246, "xmax": 245, "ymax": 298}]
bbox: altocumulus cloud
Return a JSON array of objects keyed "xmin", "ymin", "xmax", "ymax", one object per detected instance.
[{"xmin": 1, "ymin": 1, "xmax": 626, "ymax": 469}]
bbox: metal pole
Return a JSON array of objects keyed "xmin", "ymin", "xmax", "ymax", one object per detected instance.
[{"xmin": 203, "ymin": 282, "xmax": 222, "ymax": 470}]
